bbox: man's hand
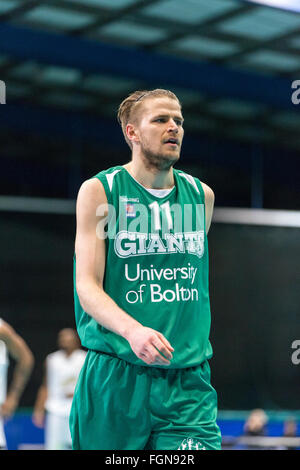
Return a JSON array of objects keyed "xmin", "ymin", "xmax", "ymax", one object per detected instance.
[
  {"xmin": 0, "ymin": 394, "xmax": 19, "ymax": 419},
  {"xmin": 126, "ymin": 325, "xmax": 174, "ymax": 366},
  {"xmin": 32, "ymin": 410, "xmax": 45, "ymax": 428}
]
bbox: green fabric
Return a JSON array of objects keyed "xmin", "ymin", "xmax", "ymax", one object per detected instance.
[
  {"xmin": 69, "ymin": 351, "xmax": 221, "ymax": 450},
  {"xmin": 74, "ymin": 166, "xmax": 213, "ymax": 368}
]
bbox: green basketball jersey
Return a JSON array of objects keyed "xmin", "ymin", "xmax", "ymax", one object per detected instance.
[{"xmin": 74, "ymin": 165, "xmax": 213, "ymax": 368}]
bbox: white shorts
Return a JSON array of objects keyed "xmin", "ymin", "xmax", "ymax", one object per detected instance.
[
  {"xmin": 0, "ymin": 416, "xmax": 7, "ymax": 449},
  {"xmin": 45, "ymin": 412, "xmax": 72, "ymax": 450}
]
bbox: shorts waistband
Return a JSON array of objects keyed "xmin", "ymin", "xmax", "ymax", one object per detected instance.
[{"xmin": 87, "ymin": 348, "xmax": 206, "ymax": 373}]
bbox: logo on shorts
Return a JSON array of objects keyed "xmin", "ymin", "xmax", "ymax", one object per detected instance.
[{"xmin": 177, "ymin": 437, "xmax": 206, "ymax": 450}]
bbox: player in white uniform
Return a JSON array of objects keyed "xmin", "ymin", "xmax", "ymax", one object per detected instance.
[
  {"xmin": 0, "ymin": 318, "xmax": 34, "ymax": 449},
  {"xmin": 32, "ymin": 328, "xmax": 86, "ymax": 450}
]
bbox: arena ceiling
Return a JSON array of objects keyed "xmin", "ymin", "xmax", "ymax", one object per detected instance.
[{"xmin": 0, "ymin": 0, "xmax": 300, "ymax": 150}]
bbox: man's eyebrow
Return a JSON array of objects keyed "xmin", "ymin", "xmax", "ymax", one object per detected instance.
[{"xmin": 152, "ymin": 114, "xmax": 184, "ymax": 121}]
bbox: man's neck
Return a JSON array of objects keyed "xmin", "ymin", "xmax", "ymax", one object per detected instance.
[
  {"xmin": 62, "ymin": 348, "xmax": 76, "ymax": 357},
  {"xmin": 123, "ymin": 160, "xmax": 174, "ymax": 190}
]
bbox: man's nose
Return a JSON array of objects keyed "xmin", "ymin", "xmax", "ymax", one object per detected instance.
[{"xmin": 167, "ymin": 119, "xmax": 179, "ymax": 132}]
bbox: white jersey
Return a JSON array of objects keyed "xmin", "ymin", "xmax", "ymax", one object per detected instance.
[
  {"xmin": 0, "ymin": 319, "xmax": 9, "ymax": 406},
  {"xmin": 45, "ymin": 349, "xmax": 86, "ymax": 416}
]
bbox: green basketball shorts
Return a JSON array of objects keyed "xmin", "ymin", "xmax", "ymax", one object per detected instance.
[{"xmin": 69, "ymin": 350, "xmax": 221, "ymax": 450}]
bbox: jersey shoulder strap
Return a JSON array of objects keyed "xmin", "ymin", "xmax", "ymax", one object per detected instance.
[
  {"xmin": 175, "ymin": 169, "xmax": 205, "ymax": 203},
  {"xmin": 92, "ymin": 166, "xmax": 123, "ymax": 203}
]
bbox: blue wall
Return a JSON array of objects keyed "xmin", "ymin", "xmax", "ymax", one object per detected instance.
[{"xmin": 3, "ymin": 411, "xmax": 299, "ymax": 450}]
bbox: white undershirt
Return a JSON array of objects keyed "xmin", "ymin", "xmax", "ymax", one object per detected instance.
[
  {"xmin": 145, "ymin": 187, "xmax": 174, "ymax": 198},
  {"xmin": 128, "ymin": 172, "xmax": 174, "ymax": 198}
]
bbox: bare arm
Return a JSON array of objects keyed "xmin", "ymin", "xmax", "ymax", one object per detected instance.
[
  {"xmin": 201, "ymin": 182, "xmax": 215, "ymax": 234},
  {"xmin": 32, "ymin": 362, "xmax": 47, "ymax": 428},
  {"xmin": 0, "ymin": 321, "xmax": 34, "ymax": 418},
  {"xmin": 75, "ymin": 178, "xmax": 174, "ymax": 366}
]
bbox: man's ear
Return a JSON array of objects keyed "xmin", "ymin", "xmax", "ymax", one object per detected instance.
[{"xmin": 126, "ymin": 123, "xmax": 140, "ymax": 145}]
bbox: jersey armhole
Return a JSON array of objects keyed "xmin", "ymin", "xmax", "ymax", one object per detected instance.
[
  {"xmin": 194, "ymin": 178, "xmax": 205, "ymax": 203},
  {"xmin": 92, "ymin": 174, "xmax": 112, "ymax": 205},
  {"xmin": 194, "ymin": 178, "xmax": 207, "ymax": 234}
]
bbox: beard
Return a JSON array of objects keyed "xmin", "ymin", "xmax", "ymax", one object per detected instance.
[{"xmin": 140, "ymin": 142, "xmax": 180, "ymax": 171}]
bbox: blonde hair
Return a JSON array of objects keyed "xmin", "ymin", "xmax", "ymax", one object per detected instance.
[{"xmin": 117, "ymin": 89, "xmax": 181, "ymax": 149}]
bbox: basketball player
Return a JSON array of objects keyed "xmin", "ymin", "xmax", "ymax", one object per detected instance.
[
  {"xmin": 32, "ymin": 328, "xmax": 86, "ymax": 450},
  {"xmin": 70, "ymin": 89, "xmax": 222, "ymax": 450},
  {"xmin": 0, "ymin": 318, "xmax": 34, "ymax": 450}
]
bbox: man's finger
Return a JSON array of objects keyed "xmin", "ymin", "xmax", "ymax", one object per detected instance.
[
  {"xmin": 156, "ymin": 332, "xmax": 174, "ymax": 352},
  {"xmin": 152, "ymin": 342, "xmax": 173, "ymax": 361},
  {"xmin": 147, "ymin": 344, "xmax": 171, "ymax": 364},
  {"xmin": 155, "ymin": 334, "xmax": 174, "ymax": 358}
]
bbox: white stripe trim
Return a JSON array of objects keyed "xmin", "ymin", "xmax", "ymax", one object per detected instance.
[
  {"xmin": 0, "ymin": 196, "xmax": 75, "ymax": 214},
  {"xmin": 106, "ymin": 169, "xmax": 121, "ymax": 192},
  {"xmin": 178, "ymin": 172, "xmax": 200, "ymax": 194},
  {"xmin": 0, "ymin": 197, "xmax": 299, "ymax": 227},
  {"xmin": 213, "ymin": 207, "xmax": 300, "ymax": 228}
]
